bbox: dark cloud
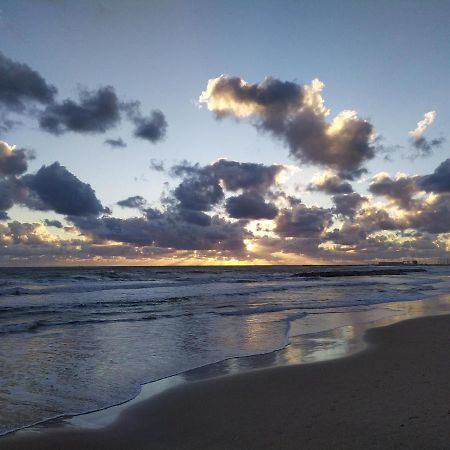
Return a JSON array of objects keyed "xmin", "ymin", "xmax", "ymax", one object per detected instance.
[
  {"xmin": 0, "ymin": 211, "xmax": 9, "ymax": 221},
  {"xmin": 210, "ymin": 159, "xmax": 284, "ymax": 192},
  {"xmin": 410, "ymin": 136, "xmax": 445, "ymax": 158},
  {"xmin": 357, "ymin": 207, "xmax": 403, "ymax": 232},
  {"xmin": 419, "ymin": 159, "xmax": 450, "ymax": 193},
  {"xmin": 178, "ymin": 208, "xmax": 212, "ymax": 226},
  {"xmin": 307, "ymin": 171, "xmax": 353, "ymax": 195},
  {"xmin": 369, "ymin": 174, "xmax": 420, "ymax": 208},
  {"xmin": 408, "ymin": 194, "xmax": 450, "ymax": 234},
  {"xmin": 332, "ymin": 193, "xmax": 367, "ymax": 217},
  {"xmin": 326, "ymin": 223, "xmax": 367, "ymax": 246},
  {"xmin": 132, "ymin": 110, "xmax": 167, "ymax": 143},
  {"xmin": 117, "ymin": 195, "xmax": 147, "ymax": 209},
  {"xmin": 39, "ymin": 86, "xmax": 121, "ymax": 134},
  {"xmin": 226, "ymin": 192, "xmax": 278, "ymax": 219},
  {"xmin": 0, "ymin": 52, "xmax": 57, "ymax": 112},
  {"xmin": 174, "ymin": 174, "xmax": 224, "ymax": 211},
  {"xmin": 104, "ymin": 137, "xmax": 127, "ymax": 148},
  {"xmin": 70, "ymin": 211, "xmax": 248, "ymax": 251},
  {"xmin": 0, "ymin": 141, "xmax": 33, "ymax": 176},
  {"xmin": 169, "ymin": 159, "xmax": 285, "ymax": 218},
  {"xmin": 275, "ymin": 203, "xmax": 332, "ymax": 237},
  {"xmin": 170, "ymin": 159, "xmax": 284, "ymax": 211},
  {"xmin": 22, "ymin": 162, "xmax": 107, "ymax": 216},
  {"xmin": 0, "ymin": 173, "xmax": 28, "ymax": 213},
  {"xmin": 200, "ymin": 76, "xmax": 376, "ymax": 178},
  {"xmin": 43, "ymin": 219, "xmax": 64, "ymax": 228},
  {"xmin": 201, "ymin": 76, "xmax": 303, "ymax": 130}
]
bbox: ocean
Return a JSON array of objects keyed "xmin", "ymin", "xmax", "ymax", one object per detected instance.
[{"xmin": 1, "ymin": 265, "xmax": 450, "ymax": 435}]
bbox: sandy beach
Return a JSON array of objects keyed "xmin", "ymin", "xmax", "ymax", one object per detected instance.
[{"xmin": 1, "ymin": 313, "xmax": 449, "ymax": 449}]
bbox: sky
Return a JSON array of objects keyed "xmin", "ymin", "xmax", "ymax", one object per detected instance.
[{"xmin": 0, "ymin": 0, "xmax": 449, "ymax": 265}]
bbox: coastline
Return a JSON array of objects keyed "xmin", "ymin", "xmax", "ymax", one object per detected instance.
[{"xmin": 2, "ymin": 310, "xmax": 450, "ymax": 449}]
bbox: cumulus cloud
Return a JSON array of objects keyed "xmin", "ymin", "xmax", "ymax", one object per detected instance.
[
  {"xmin": 43, "ymin": 219, "xmax": 64, "ymax": 228},
  {"xmin": 275, "ymin": 203, "xmax": 333, "ymax": 237},
  {"xmin": 418, "ymin": 159, "xmax": 450, "ymax": 193},
  {"xmin": 0, "ymin": 178, "xmax": 23, "ymax": 211},
  {"xmin": 71, "ymin": 211, "xmax": 248, "ymax": 251},
  {"xmin": 124, "ymin": 102, "xmax": 168, "ymax": 143},
  {"xmin": 174, "ymin": 173, "xmax": 224, "ymax": 211},
  {"xmin": 210, "ymin": 159, "xmax": 285, "ymax": 192},
  {"xmin": 0, "ymin": 52, "xmax": 57, "ymax": 112},
  {"xmin": 169, "ymin": 159, "xmax": 286, "ymax": 221},
  {"xmin": 332, "ymin": 193, "xmax": 367, "ymax": 217},
  {"xmin": 39, "ymin": 86, "xmax": 121, "ymax": 134},
  {"xmin": 307, "ymin": 170, "xmax": 353, "ymax": 195},
  {"xmin": 117, "ymin": 195, "xmax": 147, "ymax": 209},
  {"xmin": 134, "ymin": 110, "xmax": 167, "ymax": 143},
  {"xmin": 356, "ymin": 207, "xmax": 402, "ymax": 232},
  {"xmin": 0, "ymin": 141, "xmax": 33, "ymax": 176},
  {"xmin": 199, "ymin": 75, "xmax": 376, "ymax": 178},
  {"xmin": 22, "ymin": 162, "xmax": 107, "ymax": 216},
  {"xmin": 178, "ymin": 208, "xmax": 212, "ymax": 226},
  {"xmin": 369, "ymin": 172, "xmax": 420, "ymax": 208},
  {"xmin": 408, "ymin": 194, "xmax": 450, "ymax": 233},
  {"xmin": 104, "ymin": 137, "xmax": 127, "ymax": 148},
  {"xmin": 0, "ymin": 53, "xmax": 168, "ymax": 145},
  {"xmin": 225, "ymin": 192, "xmax": 278, "ymax": 219}
]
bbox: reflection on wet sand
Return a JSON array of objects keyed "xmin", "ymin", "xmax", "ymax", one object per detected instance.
[{"xmin": 57, "ymin": 293, "xmax": 450, "ymax": 432}]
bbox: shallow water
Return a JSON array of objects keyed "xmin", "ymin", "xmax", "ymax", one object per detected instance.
[{"xmin": 1, "ymin": 265, "xmax": 449, "ymax": 435}]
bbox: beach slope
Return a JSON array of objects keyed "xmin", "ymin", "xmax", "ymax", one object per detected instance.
[{"xmin": 2, "ymin": 314, "xmax": 450, "ymax": 449}]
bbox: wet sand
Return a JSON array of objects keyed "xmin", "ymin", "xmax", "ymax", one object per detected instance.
[{"xmin": 1, "ymin": 314, "xmax": 450, "ymax": 449}]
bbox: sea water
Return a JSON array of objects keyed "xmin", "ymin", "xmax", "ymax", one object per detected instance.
[{"xmin": 1, "ymin": 265, "xmax": 450, "ymax": 435}]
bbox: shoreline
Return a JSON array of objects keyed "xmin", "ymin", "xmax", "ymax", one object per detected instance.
[{"xmin": 2, "ymin": 304, "xmax": 450, "ymax": 449}]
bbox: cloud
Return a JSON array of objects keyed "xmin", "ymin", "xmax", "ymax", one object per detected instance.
[
  {"xmin": 0, "ymin": 140, "xmax": 33, "ymax": 176},
  {"xmin": 225, "ymin": 192, "xmax": 278, "ymax": 219},
  {"xmin": 117, "ymin": 195, "xmax": 147, "ymax": 209},
  {"xmin": 210, "ymin": 159, "xmax": 285, "ymax": 192},
  {"xmin": 39, "ymin": 86, "xmax": 121, "ymax": 134},
  {"xmin": 178, "ymin": 208, "xmax": 212, "ymax": 226},
  {"xmin": 356, "ymin": 206, "xmax": 402, "ymax": 232},
  {"xmin": 149, "ymin": 159, "xmax": 165, "ymax": 171},
  {"xmin": 369, "ymin": 172, "xmax": 420, "ymax": 208},
  {"xmin": 409, "ymin": 111, "xmax": 436, "ymax": 141},
  {"xmin": 332, "ymin": 193, "xmax": 367, "ymax": 217},
  {"xmin": 174, "ymin": 173, "xmax": 224, "ymax": 211},
  {"xmin": 132, "ymin": 109, "xmax": 167, "ymax": 143},
  {"xmin": 410, "ymin": 136, "xmax": 444, "ymax": 158},
  {"xmin": 104, "ymin": 137, "xmax": 127, "ymax": 148},
  {"xmin": 43, "ymin": 219, "xmax": 64, "ymax": 228},
  {"xmin": 408, "ymin": 111, "xmax": 444, "ymax": 157},
  {"xmin": 418, "ymin": 159, "xmax": 450, "ymax": 193},
  {"xmin": 408, "ymin": 194, "xmax": 450, "ymax": 233},
  {"xmin": 169, "ymin": 159, "xmax": 285, "ymax": 218},
  {"xmin": 0, "ymin": 178, "xmax": 24, "ymax": 211},
  {"xmin": 71, "ymin": 210, "xmax": 248, "ymax": 251},
  {"xmin": 0, "ymin": 211, "xmax": 9, "ymax": 221},
  {"xmin": 326, "ymin": 223, "xmax": 367, "ymax": 246},
  {"xmin": 200, "ymin": 76, "xmax": 376, "ymax": 178},
  {"xmin": 275, "ymin": 203, "xmax": 333, "ymax": 237},
  {"xmin": 307, "ymin": 170, "xmax": 353, "ymax": 194},
  {"xmin": 22, "ymin": 162, "xmax": 107, "ymax": 216},
  {"xmin": 0, "ymin": 52, "xmax": 57, "ymax": 112}
]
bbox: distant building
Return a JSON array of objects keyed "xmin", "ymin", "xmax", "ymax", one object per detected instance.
[{"xmin": 377, "ymin": 260, "xmax": 418, "ymax": 266}]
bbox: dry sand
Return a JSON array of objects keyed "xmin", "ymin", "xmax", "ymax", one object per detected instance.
[{"xmin": 1, "ymin": 314, "xmax": 450, "ymax": 449}]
